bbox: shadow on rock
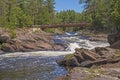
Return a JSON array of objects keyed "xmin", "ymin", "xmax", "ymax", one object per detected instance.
[{"xmin": 57, "ymin": 47, "xmax": 120, "ymax": 68}]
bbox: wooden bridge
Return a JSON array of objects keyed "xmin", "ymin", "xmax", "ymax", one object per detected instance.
[{"xmin": 32, "ymin": 22, "xmax": 91, "ymax": 29}]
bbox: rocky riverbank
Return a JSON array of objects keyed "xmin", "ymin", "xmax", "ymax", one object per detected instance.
[
  {"xmin": 55, "ymin": 30, "xmax": 120, "ymax": 80},
  {"xmin": 55, "ymin": 67, "xmax": 120, "ymax": 80},
  {"xmin": 57, "ymin": 47, "xmax": 120, "ymax": 67},
  {"xmin": 78, "ymin": 30, "xmax": 108, "ymax": 42},
  {"xmin": 0, "ymin": 28, "xmax": 66, "ymax": 53},
  {"xmin": 56, "ymin": 47, "xmax": 120, "ymax": 80}
]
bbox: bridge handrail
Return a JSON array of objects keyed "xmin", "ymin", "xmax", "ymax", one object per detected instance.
[{"xmin": 32, "ymin": 22, "xmax": 92, "ymax": 28}]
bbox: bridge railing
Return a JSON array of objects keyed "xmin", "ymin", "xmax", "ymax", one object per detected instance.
[{"xmin": 32, "ymin": 22, "xmax": 92, "ymax": 29}]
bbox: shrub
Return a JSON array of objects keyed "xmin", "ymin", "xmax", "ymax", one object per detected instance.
[
  {"xmin": 44, "ymin": 28, "xmax": 55, "ymax": 33},
  {"xmin": 66, "ymin": 54, "xmax": 74, "ymax": 59},
  {"xmin": 10, "ymin": 30, "xmax": 16, "ymax": 39}
]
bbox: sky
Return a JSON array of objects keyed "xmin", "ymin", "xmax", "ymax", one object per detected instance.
[{"xmin": 54, "ymin": 0, "xmax": 84, "ymax": 13}]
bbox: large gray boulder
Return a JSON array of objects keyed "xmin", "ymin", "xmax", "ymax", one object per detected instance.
[
  {"xmin": 1, "ymin": 32, "xmax": 66, "ymax": 52},
  {"xmin": 108, "ymin": 28, "xmax": 120, "ymax": 49},
  {"xmin": 110, "ymin": 40, "xmax": 120, "ymax": 49},
  {"xmin": 0, "ymin": 35, "xmax": 10, "ymax": 43},
  {"xmin": 57, "ymin": 47, "xmax": 120, "ymax": 68}
]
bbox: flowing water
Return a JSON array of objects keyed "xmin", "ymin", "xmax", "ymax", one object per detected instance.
[{"xmin": 0, "ymin": 32, "xmax": 109, "ymax": 80}]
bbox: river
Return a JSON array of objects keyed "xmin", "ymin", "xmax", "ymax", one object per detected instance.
[{"xmin": 0, "ymin": 32, "xmax": 109, "ymax": 80}]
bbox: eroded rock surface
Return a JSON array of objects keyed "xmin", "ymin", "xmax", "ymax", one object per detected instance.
[
  {"xmin": 108, "ymin": 31, "xmax": 120, "ymax": 49},
  {"xmin": 56, "ymin": 47, "xmax": 120, "ymax": 80},
  {"xmin": 55, "ymin": 67, "xmax": 120, "ymax": 80},
  {"xmin": 57, "ymin": 47, "xmax": 120, "ymax": 67},
  {"xmin": 0, "ymin": 34, "xmax": 10, "ymax": 43},
  {"xmin": 1, "ymin": 28, "xmax": 66, "ymax": 52}
]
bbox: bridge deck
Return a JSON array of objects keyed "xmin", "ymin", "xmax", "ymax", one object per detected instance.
[{"xmin": 32, "ymin": 22, "xmax": 91, "ymax": 29}]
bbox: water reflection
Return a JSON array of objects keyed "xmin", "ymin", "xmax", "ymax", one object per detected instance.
[{"xmin": 0, "ymin": 56, "xmax": 67, "ymax": 80}]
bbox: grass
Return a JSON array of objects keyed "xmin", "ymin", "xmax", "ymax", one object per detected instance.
[
  {"xmin": 65, "ymin": 54, "xmax": 74, "ymax": 59},
  {"xmin": 0, "ymin": 27, "xmax": 17, "ymax": 39},
  {"xmin": 44, "ymin": 28, "xmax": 55, "ymax": 33},
  {"xmin": 10, "ymin": 30, "xmax": 16, "ymax": 39},
  {"xmin": 83, "ymin": 68, "xmax": 105, "ymax": 80}
]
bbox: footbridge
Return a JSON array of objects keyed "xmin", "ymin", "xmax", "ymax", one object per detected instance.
[{"xmin": 32, "ymin": 22, "xmax": 91, "ymax": 29}]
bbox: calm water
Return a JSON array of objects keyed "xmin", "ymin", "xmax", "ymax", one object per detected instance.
[
  {"xmin": 0, "ymin": 56, "xmax": 68, "ymax": 80},
  {"xmin": 0, "ymin": 32, "xmax": 109, "ymax": 80}
]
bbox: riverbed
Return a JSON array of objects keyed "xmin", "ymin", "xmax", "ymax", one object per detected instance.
[{"xmin": 0, "ymin": 32, "xmax": 109, "ymax": 80}]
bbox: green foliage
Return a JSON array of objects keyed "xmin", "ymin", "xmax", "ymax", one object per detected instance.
[
  {"xmin": 110, "ymin": 0, "xmax": 120, "ymax": 27},
  {"xmin": 0, "ymin": 0, "xmax": 55, "ymax": 28},
  {"xmin": 56, "ymin": 10, "xmax": 84, "ymax": 31},
  {"xmin": 0, "ymin": 0, "xmax": 119, "ymax": 33},
  {"xmin": 79, "ymin": 0, "xmax": 120, "ymax": 32},
  {"xmin": 44, "ymin": 28, "xmax": 55, "ymax": 33},
  {"xmin": 56, "ymin": 10, "xmax": 83, "ymax": 23},
  {"xmin": 10, "ymin": 30, "xmax": 16, "ymax": 39},
  {"xmin": 66, "ymin": 54, "xmax": 74, "ymax": 59}
]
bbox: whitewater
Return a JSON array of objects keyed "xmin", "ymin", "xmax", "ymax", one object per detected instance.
[{"xmin": 0, "ymin": 32, "xmax": 109, "ymax": 80}]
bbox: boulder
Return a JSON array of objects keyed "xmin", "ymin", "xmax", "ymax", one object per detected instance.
[
  {"xmin": 89, "ymin": 34, "xmax": 107, "ymax": 41},
  {"xmin": 93, "ymin": 47, "xmax": 116, "ymax": 59},
  {"xmin": 107, "ymin": 28, "xmax": 120, "ymax": 48},
  {"xmin": 57, "ymin": 56, "xmax": 80, "ymax": 67},
  {"xmin": 1, "ymin": 34, "xmax": 65, "ymax": 52},
  {"xmin": 80, "ymin": 59, "xmax": 107, "ymax": 67},
  {"xmin": 0, "ymin": 35, "xmax": 10, "ymax": 43},
  {"xmin": 0, "ymin": 50, "xmax": 5, "ymax": 54},
  {"xmin": 2, "ymin": 39, "xmax": 53, "ymax": 52},
  {"xmin": 57, "ymin": 47, "xmax": 120, "ymax": 68},
  {"xmin": 108, "ymin": 32, "xmax": 120, "ymax": 49},
  {"xmin": 74, "ymin": 48, "xmax": 98, "ymax": 62},
  {"xmin": 110, "ymin": 40, "xmax": 120, "ymax": 49},
  {"xmin": 55, "ymin": 67, "xmax": 120, "ymax": 80},
  {"xmin": 0, "ymin": 28, "xmax": 67, "ymax": 53},
  {"xmin": 2, "ymin": 39, "xmax": 23, "ymax": 52}
]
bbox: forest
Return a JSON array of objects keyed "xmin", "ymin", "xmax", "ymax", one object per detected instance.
[{"xmin": 0, "ymin": 0, "xmax": 120, "ymax": 32}]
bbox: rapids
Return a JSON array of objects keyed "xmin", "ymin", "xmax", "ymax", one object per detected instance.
[{"xmin": 0, "ymin": 32, "xmax": 109, "ymax": 80}]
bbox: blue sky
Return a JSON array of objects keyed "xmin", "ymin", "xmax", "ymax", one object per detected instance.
[{"xmin": 54, "ymin": 0, "xmax": 84, "ymax": 13}]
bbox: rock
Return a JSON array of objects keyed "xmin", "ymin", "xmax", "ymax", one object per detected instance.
[
  {"xmin": 54, "ymin": 75, "xmax": 70, "ymax": 80},
  {"xmin": 108, "ymin": 33, "xmax": 120, "ymax": 45},
  {"xmin": 108, "ymin": 56, "xmax": 120, "ymax": 63},
  {"xmin": 89, "ymin": 35, "xmax": 107, "ymax": 41},
  {"xmin": 55, "ymin": 67, "xmax": 120, "ymax": 80},
  {"xmin": 0, "ymin": 35, "xmax": 10, "ymax": 43},
  {"xmin": 93, "ymin": 47, "xmax": 116, "ymax": 59},
  {"xmin": 0, "ymin": 50, "xmax": 5, "ymax": 54},
  {"xmin": 1, "ymin": 30, "xmax": 65, "ymax": 52},
  {"xmin": 110, "ymin": 40, "xmax": 120, "ymax": 49},
  {"xmin": 2, "ymin": 39, "xmax": 53, "ymax": 52},
  {"xmin": 2, "ymin": 39, "xmax": 22, "ymax": 52},
  {"xmin": 53, "ymin": 44, "xmax": 66, "ymax": 51},
  {"xmin": 108, "ymin": 32, "xmax": 120, "ymax": 49},
  {"xmin": 57, "ymin": 47, "xmax": 120, "ymax": 68},
  {"xmin": 57, "ymin": 56, "xmax": 80, "ymax": 67},
  {"xmin": 74, "ymin": 48, "xmax": 98, "ymax": 62},
  {"xmin": 80, "ymin": 59, "xmax": 107, "ymax": 67}
]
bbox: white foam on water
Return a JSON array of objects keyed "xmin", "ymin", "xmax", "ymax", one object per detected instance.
[
  {"xmin": 0, "ymin": 51, "xmax": 73, "ymax": 58},
  {"xmin": 65, "ymin": 32, "xmax": 78, "ymax": 36},
  {"xmin": 0, "ymin": 32, "xmax": 110, "ymax": 58},
  {"xmin": 66, "ymin": 38, "xmax": 109, "ymax": 51},
  {"xmin": 66, "ymin": 43, "xmax": 81, "ymax": 51}
]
